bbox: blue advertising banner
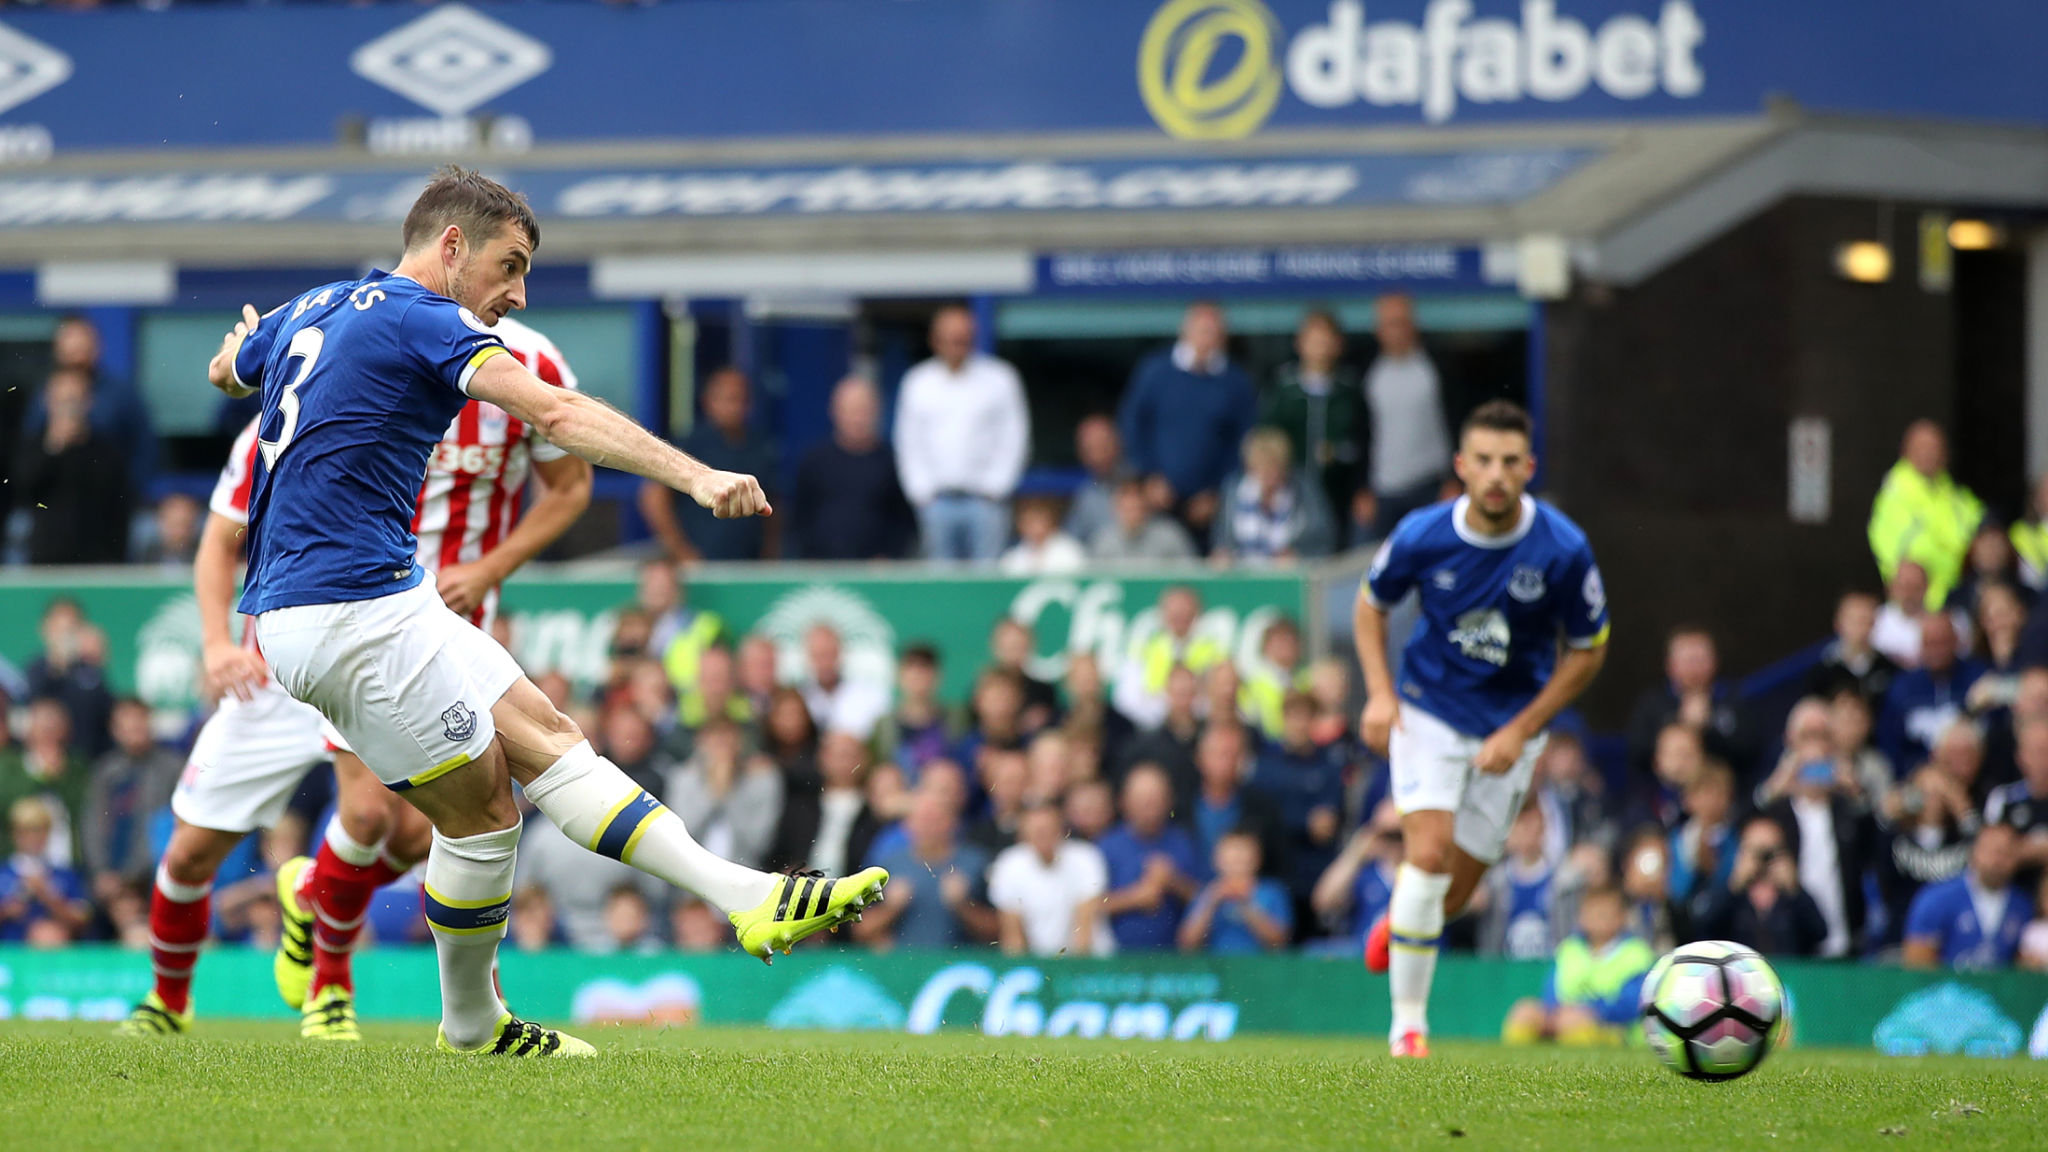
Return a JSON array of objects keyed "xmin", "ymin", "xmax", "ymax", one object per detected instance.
[
  {"xmin": 1035, "ymin": 244, "xmax": 1495, "ymax": 295},
  {"xmin": 0, "ymin": 2, "xmax": 2040, "ymax": 155},
  {"xmin": 0, "ymin": 148, "xmax": 1595, "ymax": 229}
]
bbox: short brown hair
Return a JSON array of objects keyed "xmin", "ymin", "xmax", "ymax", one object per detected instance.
[
  {"xmin": 402, "ymin": 165, "xmax": 539, "ymax": 254},
  {"xmin": 1461, "ymin": 399, "xmax": 1532, "ymax": 442}
]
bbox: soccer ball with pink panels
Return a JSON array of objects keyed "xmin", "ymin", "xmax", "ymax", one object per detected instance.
[{"xmin": 1639, "ymin": 940, "xmax": 1787, "ymax": 1081}]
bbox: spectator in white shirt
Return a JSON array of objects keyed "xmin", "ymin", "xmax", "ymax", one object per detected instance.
[
  {"xmin": 894, "ymin": 305, "xmax": 1032, "ymax": 564},
  {"xmin": 989, "ymin": 803, "xmax": 1113, "ymax": 956},
  {"xmin": 1873, "ymin": 560, "xmax": 1973, "ymax": 668},
  {"xmin": 798, "ymin": 624, "xmax": 889, "ymax": 742},
  {"xmin": 1000, "ymin": 497, "xmax": 1087, "ymax": 576},
  {"xmin": 1360, "ymin": 293, "xmax": 1454, "ymax": 541}
]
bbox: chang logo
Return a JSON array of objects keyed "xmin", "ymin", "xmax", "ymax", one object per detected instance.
[{"xmin": 1137, "ymin": 0, "xmax": 1285, "ymax": 140}]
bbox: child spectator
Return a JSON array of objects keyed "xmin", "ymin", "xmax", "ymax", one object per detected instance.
[
  {"xmin": 1211, "ymin": 428, "xmax": 1335, "ymax": 566},
  {"xmin": 1668, "ymin": 761, "xmax": 1739, "ymax": 902},
  {"xmin": 1501, "ymin": 886, "xmax": 1655, "ymax": 1047},
  {"xmin": 600, "ymin": 884, "xmax": 664, "ymax": 956},
  {"xmin": 886, "ymin": 643, "xmax": 957, "ymax": 777},
  {"xmin": 1178, "ymin": 831, "xmax": 1293, "ymax": 954},
  {"xmin": 999, "ymin": 497, "xmax": 1087, "ymax": 576},
  {"xmin": 1480, "ymin": 807, "xmax": 1559, "ymax": 960},
  {"xmin": 0, "ymin": 797, "xmax": 90, "ymax": 943}
]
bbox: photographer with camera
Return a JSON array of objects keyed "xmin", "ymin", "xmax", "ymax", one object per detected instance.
[{"xmin": 1692, "ymin": 815, "xmax": 1830, "ymax": 957}]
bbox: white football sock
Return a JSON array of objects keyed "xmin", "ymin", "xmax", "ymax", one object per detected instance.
[
  {"xmin": 522, "ymin": 740, "xmax": 775, "ymax": 916},
  {"xmin": 1388, "ymin": 863, "xmax": 1452, "ymax": 1041},
  {"xmin": 423, "ymin": 822, "xmax": 517, "ymax": 1050},
  {"xmin": 324, "ymin": 818, "xmax": 382, "ymax": 866}
]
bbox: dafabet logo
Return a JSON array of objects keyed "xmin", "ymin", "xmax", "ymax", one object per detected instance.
[{"xmin": 1138, "ymin": 0, "xmax": 1706, "ymax": 140}]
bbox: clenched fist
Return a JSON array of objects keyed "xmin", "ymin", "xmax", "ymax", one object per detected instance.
[{"xmin": 688, "ymin": 469, "xmax": 773, "ymax": 519}]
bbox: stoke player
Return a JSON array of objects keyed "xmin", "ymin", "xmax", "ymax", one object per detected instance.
[
  {"xmin": 115, "ymin": 315, "xmax": 593, "ymax": 1040},
  {"xmin": 1354, "ymin": 400, "xmax": 1608, "ymax": 1058},
  {"xmin": 210, "ymin": 167, "xmax": 886, "ymax": 1058}
]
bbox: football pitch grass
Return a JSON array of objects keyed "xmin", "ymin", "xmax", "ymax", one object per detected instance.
[{"xmin": 4, "ymin": 1023, "xmax": 2045, "ymax": 1151}]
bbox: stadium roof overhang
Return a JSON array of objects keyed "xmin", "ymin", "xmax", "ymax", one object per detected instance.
[{"xmin": 0, "ymin": 112, "xmax": 2042, "ymax": 301}]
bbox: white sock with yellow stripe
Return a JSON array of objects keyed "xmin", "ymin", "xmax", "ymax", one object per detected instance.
[
  {"xmin": 424, "ymin": 822, "xmax": 518, "ymax": 1050},
  {"xmin": 523, "ymin": 741, "xmax": 775, "ymax": 916},
  {"xmin": 1388, "ymin": 863, "xmax": 1451, "ymax": 1041}
]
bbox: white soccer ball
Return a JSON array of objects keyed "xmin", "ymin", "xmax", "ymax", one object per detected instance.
[{"xmin": 1639, "ymin": 940, "xmax": 1786, "ymax": 1081}]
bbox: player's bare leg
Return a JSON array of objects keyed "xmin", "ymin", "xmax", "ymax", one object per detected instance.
[
  {"xmin": 497, "ymin": 675, "xmax": 887, "ymax": 961},
  {"xmin": 116, "ymin": 821, "xmax": 246, "ymax": 1036}
]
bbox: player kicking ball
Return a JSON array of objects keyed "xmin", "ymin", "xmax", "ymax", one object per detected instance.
[
  {"xmin": 204, "ymin": 166, "xmax": 886, "ymax": 1057},
  {"xmin": 1354, "ymin": 401, "xmax": 1607, "ymax": 1058},
  {"xmin": 119, "ymin": 318, "xmax": 594, "ymax": 1042}
]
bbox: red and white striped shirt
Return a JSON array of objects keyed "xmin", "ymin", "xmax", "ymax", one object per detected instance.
[{"xmin": 210, "ymin": 314, "xmax": 579, "ymax": 629}]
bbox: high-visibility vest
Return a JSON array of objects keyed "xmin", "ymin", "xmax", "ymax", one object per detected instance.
[
  {"xmin": 1867, "ymin": 460, "xmax": 1982, "ymax": 609},
  {"xmin": 2012, "ymin": 519, "xmax": 2048, "ymax": 593},
  {"xmin": 1140, "ymin": 632, "xmax": 1227, "ymax": 696},
  {"xmin": 660, "ymin": 610, "xmax": 727, "ymax": 694},
  {"xmin": 679, "ymin": 691, "xmax": 754, "ymax": 730},
  {"xmin": 1241, "ymin": 666, "xmax": 1312, "ymax": 738}
]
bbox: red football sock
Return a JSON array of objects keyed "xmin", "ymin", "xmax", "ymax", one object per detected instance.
[
  {"xmin": 149, "ymin": 864, "xmax": 212, "ymax": 1015},
  {"xmin": 307, "ymin": 840, "xmax": 394, "ymax": 996}
]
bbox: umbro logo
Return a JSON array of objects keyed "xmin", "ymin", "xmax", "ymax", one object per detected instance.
[
  {"xmin": 1431, "ymin": 569, "xmax": 1457, "ymax": 591},
  {"xmin": 351, "ymin": 4, "xmax": 552, "ymax": 118},
  {"xmin": 0, "ymin": 23, "xmax": 72, "ymax": 118}
]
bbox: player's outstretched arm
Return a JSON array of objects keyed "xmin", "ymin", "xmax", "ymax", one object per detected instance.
[{"xmin": 466, "ymin": 355, "xmax": 769, "ymax": 519}]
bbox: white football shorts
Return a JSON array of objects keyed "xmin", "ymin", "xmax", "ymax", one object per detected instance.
[
  {"xmin": 256, "ymin": 575, "xmax": 523, "ymax": 791},
  {"xmin": 1387, "ymin": 702, "xmax": 1548, "ymax": 865},
  {"xmin": 171, "ymin": 679, "xmax": 330, "ymax": 834}
]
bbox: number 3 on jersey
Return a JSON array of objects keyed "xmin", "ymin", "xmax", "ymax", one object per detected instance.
[{"xmin": 258, "ymin": 327, "xmax": 325, "ymax": 469}]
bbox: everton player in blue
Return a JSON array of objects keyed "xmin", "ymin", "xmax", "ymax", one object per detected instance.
[
  {"xmin": 206, "ymin": 168, "xmax": 887, "ymax": 1057},
  {"xmin": 1353, "ymin": 400, "xmax": 1608, "ymax": 1058}
]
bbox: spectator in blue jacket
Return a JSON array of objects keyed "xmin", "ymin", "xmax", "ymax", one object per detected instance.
[
  {"xmin": 1118, "ymin": 302, "xmax": 1256, "ymax": 547},
  {"xmin": 1904, "ymin": 821, "xmax": 2028, "ymax": 969},
  {"xmin": 1097, "ymin": 764, "xmax": 1205, "ymax": 951},
  {"xmin": 0, "ymin": 797, "xmax": 91, "ymax": 945},
  {"xmin": 1250, "ymin": 691, "xmax": 1346, "ymax": 915},
  {"xmin": 1668, "ymin": 761, "xmax": 1739, "ymax": 902},
  {"xmin": 1879, "ymin": 613, "xmax": 1986, "ymax": 773}
]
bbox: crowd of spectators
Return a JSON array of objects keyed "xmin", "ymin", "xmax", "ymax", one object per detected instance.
[
  {"xmin": 5, "ymin": 299, "xmax": 1456, "ymax": 572},
  {"xmin": 7, "ymin": 499, "xmax": 2048, "ymax": 975},
  {"xmin": 6, "ymin": 299, "xmax": 2046, "ymax": 987}
]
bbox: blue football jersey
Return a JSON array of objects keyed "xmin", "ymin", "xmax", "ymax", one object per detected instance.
[
  {"xmin": 232, "ymin": 272, "xmax": 510, "ymax": 614},
  {"xmin": 1904, "ymin": 874, "xmax": 2029, "ymax": 969},
  {"xmin": 1365, "ymin": 494, "xmax": 1609, "ymax": 737}
]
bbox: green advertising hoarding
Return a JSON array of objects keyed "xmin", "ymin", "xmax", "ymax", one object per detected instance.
[
  {"xmin": 0, "ymin": 567, "xmax": 1308, "ymax": 711},
  {"xmin": 5, "ymin": 946, "xmax": 2046, "ymax": 1057}
]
